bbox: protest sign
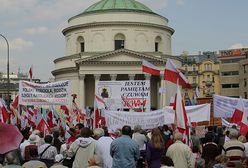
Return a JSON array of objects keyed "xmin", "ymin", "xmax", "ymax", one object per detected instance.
[
  {"xmin": 19, "ymin": 80, "xmax": 71, "ymax": 105},
  {"xmin": 104, "ymin": 104, "xmax": 210, "ymax": 131},
  {"xmin": 95, "ymin": 80, "xmax": 150, "ymax": 110},
  {"xmin": 214, "ymin": 95, "xmax": 248, "ymax": 118}
]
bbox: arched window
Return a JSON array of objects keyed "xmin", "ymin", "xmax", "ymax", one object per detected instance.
[
  {"xmin": 155, "ymin": 36, "xmax": 162, "ymax": 52},
  {"xmin": 114, "ymin": 33, "xmax": 125, "ymax": 50},
  {"xmin": 77, "ymin": 36, "xmax": 84, "ymax": 52}
]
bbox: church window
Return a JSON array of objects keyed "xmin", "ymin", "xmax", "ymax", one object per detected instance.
[
  {"xmin": 155, "ymin": 36, "xmax": 162, "ymax": 52},
  {"xmin": 77, "ymin": 36, "xmax": 85, "ymax": 52},
  {"xmin": 114, "ymin": 33, "xmax": 125, "ymax": 50}
]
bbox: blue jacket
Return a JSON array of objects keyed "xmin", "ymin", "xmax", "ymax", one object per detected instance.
[{"xmin": 110, "ymin": 135, "xmax": 139, "ymax": 168}]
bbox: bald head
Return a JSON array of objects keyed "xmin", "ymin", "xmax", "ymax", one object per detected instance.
[{"xmin": 174, "ymin": 132, "xmax": 183, "ymax": 141}]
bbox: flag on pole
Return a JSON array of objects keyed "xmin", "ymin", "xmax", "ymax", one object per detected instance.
[
  {"xmin": 94, "ymin": 95, "xmax": 107, "ymax": 128},
  {"xmin": 0, "ymin": 98, "xmax": 9, "ymax": 123},
  {"xmin": 142, "ymin": 59, "xmax": 160, "ymax": 76},
  {"xmin": 29, "ymin": 65, "xmax": 33, "ymax": 82},
  {"xmin": 173, "ymin": 82, "xmax": 189, "ymax": 143},
  {"xmin": 164, "ymin": 59, "xmax": 190, "ymax": 88}
]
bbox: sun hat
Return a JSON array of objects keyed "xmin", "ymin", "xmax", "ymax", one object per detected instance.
[{"xmin": 28, "ymin": 134, "xmax": 40, "ymax": 143}]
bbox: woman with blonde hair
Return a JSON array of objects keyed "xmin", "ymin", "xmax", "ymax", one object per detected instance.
[{"xmin": 146, "ymin": 128, "xmax": 165, "ymax": 168}]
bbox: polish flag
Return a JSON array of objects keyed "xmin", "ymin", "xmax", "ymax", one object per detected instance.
[
  {"xmin": 0, "ymin": 99, "xmax": 9, "ymax": 123},
  {"xmin": 142, "ymin": 59, "xmax": 160, "ymax": 76},
  {"xmin": 164, "ymin": 59, "xmax": 190, "ymax": 88},
  {"xmin": 173, "ymin": 83, "xmax": 189, "ymax": 142},
  {"xmin": 94, "ymin": 95, "xmax": 107, "ymax": 128},
  {"xmin": 239, "ymin": 99, "xmax": 248, "ymax": 136},
  {"xmin": 29, "ymin": 66, "xmax": 33, "ymax": 81}
]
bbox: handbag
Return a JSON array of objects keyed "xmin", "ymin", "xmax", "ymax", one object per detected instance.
[{"xmin": 62, "ymin": 147, "xmax": 80, "ymax": 168}]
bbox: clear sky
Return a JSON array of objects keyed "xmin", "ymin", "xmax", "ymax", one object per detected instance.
[{"xmin": 0, "ymin": 0, "xmax": 247, "ymax": 81}]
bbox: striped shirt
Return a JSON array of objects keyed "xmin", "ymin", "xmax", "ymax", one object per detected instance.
[
  {"xmin": 222, "ymin": 139, "xmax": 245, "ymax": 159},
  {"xmin": 38, "ymin": 143, "xmax": 57, "ymax": 160}
]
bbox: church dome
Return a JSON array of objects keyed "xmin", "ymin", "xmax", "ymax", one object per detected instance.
[{"xmin": 83, "ymin": 0, "xmax": 154, "ymax": 14}]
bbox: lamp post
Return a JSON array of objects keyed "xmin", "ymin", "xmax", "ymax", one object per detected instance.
[{"xmin": 0, "ymin": 34, "xmax": 10, "ymax": 110}]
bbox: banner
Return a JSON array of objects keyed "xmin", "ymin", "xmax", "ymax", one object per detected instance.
[
  {"xmin": 214, "ymin": 95, "xmax": 248, "ymax": 118},
  {"xmin": 95, "ymin": 80, "xmax": 150, "ymax": 110},
  {"xmin": 19, "ymin": 80, "xmax": 71, "ymax": 105},
  {"xmin": 104, "ymin": 104, "xmax": 210, "ymax": 131}
]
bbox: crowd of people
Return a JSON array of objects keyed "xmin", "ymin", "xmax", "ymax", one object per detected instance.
[{"xmin": 1, "ymin": 123, "xmax": 248, "ymax": 168}]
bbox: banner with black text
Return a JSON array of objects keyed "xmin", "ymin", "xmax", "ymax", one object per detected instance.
[
  {"xmin": 95, "ymin": 80, "xmax": 150, "ymax": 110},
  {"xmin": 19, "ymin": 80, "xmax": 71, "ymax": 105}
]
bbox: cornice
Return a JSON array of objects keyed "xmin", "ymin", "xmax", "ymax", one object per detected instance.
[
  {"xmin": 69, "ymin": 10, "xmax": 168, "ymax": 23},
  {"xmin": 51, "ymin": 67, "xmax": 78, "ymax": 76},
  {"xmin": 75, "ymin": 49, "xmax": 166, "ymax": 65},
  {"xmin": 62, "ymin": 22, "xmax": 175, "ymax": 35},
  {"xmin": 54, "ymin": 54, "xmax": 81, "ymax": 63}
]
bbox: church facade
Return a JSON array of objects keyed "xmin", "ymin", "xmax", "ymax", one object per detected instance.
[{"xmin": 52, "ymin": 0, "xmax": 181, "ymax": 109}]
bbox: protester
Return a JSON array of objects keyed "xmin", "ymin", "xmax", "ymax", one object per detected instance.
[
  {"xmin": 160, "ymin": 155, "xmax": 174, "ymax": 168},
  {"xmin": 20, "ymin": 128, "xmax": 31, "ymax": 161},
  {"xmin": 166, "ymin": 131, "xmax": 195, "ymax": 168},
  {"xmin": 67, "ymin": 127, "xmax": 100, "ymax": 168},
  {"xmin": 216, "ymin": 127, "xmax": 225, "ymax": 154},
  {"xmin": 93, "ymin": 128, "xmax": 113, "ymax": 168},
  {"xmin": 202, "ymin": 132, "xmax": 219, "ymax": 167},
  {"xmin": 110, "ymin": 125, "xmax": 139, "ymax": 168},
  {"xmin": 52, "ymin": 130, "xmax": 63, "ymax": 153},
  {"xmin": 22, "ymin": 147, "xmax": 47, "ymax": 168},
  {"xmin": 212, "ymin": 155, "xmax": 228, "ymax": 168},
  {"xmin": 192, "ymin": 146, "xmax": 205, "ymax": 168},
  {"xmin": 191, "ymin": 128, "xmax": 202, "ymax": 153},
  {"xmin": 132, "ymin": 125, "xmax": 148, "ymax": 151},
  {"xmin": 2, "ymin": 151, "xmax": 21, "ymax": 168},
  {"xmin": 24, "ymin": 134, "xmax": 40, "ymax": 161},
  {"xmin": 146, "ymin": 128, "xmax": 165, "ymax": 168},
  {"xmin": 38, "ymin": 135, "xmax": 57, "ymax": 167},
  {"xmin": 222, "ymin": 128, "xmax": 245, "ymax": 167}
]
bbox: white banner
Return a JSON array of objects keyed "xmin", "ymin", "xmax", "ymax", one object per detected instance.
[
  {"xmin": 214, "ymin": 95, "xmax": 248, "ymax": 118},
  {"xmin": 19, "ymin": 80, "xmax": 71, "ymax": 105},
  {"xmin": 104, "ymin": 104, "xmax": 210, "ymax": 131},
  {"xmin": 95, "ymin": 80, "xmax": 150, "ymax": 110}
]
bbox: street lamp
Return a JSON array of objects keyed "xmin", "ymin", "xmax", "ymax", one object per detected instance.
[{"xmin": 0, "ymin": 34, "xmax": 10, "ymax": 110}]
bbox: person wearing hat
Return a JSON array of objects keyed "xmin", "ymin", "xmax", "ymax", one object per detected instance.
[
  {"xmin": 50, "ymin": 154, "xmax": 68, "ymax": 168},
  {"xmin": 24, "ymin": 134, "xmax": 40, "ymax": 162}
]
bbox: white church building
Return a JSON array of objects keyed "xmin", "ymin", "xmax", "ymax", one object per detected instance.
[{"xmin": 52, "ymin": 0, "xmax": 181, "ymax": 110}]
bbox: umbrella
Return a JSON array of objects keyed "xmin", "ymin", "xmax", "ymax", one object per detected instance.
[{"xmin": 0, "ymin": 123, "xmax": 23, "ymax": 154}]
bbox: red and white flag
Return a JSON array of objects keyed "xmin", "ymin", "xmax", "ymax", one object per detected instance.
[
  {"xmin": 173, "ymin": 82, "xmax": 189, "ymax": 142},
  {"xmin": 164, "ymin": 59, "xmax": 190, "ymax": 88},
  {"xmin": 29, "ymin": 66, "xmax": 33, "ymax": 81},
  {"xmin": 142, "ymin": 59, "xmax": 160, "ymax": 76},
  {"xmin": 94, "ymin": 95, "xmax": 107, "ymax": 128},
  {"xmin": 239, "ymin": 99, "xmax": 248, "ymax": 136},
  {"xmin": 0, "ymin": 98, "xmax": 9, "ymax": 123}
]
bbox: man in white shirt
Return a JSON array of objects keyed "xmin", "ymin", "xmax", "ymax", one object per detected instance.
[{"xmin": 93, "ymin": 128, "xmax": 113, "ymax": 168}]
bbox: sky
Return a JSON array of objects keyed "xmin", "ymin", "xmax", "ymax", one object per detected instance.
[{"xmin": 0, "ymin": 0, "xmax": 247, "ymax": 81}]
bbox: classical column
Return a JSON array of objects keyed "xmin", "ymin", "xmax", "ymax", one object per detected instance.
[
  {"xmin": 110, "ymin": 74, "xmax": 117, "ymax": 81},
  {"xmin": 79, "ymin": 74, "xmax": 85, "ymax": 109},
  {"xmin": 94, "ymin": 74, "xmax": 101, "ymax": 96},
  {"xmin": 129, "ymin": 74, "xmax": 135, "ymax": 80},
  {"xmin": 159, "ymin": 75, "xmax": 167, "ymax": 108}
]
